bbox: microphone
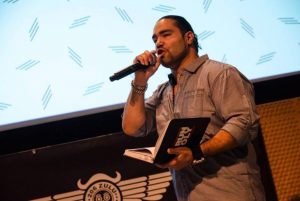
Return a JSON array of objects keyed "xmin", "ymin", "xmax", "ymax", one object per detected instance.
[{"xmin": 109, "ymin": 63, "xmax": 149, "ymax": 82}]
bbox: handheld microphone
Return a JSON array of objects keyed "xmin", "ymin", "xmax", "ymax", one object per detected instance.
[
  {"xmin": 110, "ymin": 52, "xmax": 157, "ymax": 81},
  {"xmin": 109, "ymin": 63, "xmax": 149, "ymax": 82}
]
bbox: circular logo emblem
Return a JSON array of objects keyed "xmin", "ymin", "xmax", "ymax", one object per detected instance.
[{"xmin": 84, "ymin": 180, "xmax": 122, "ymax": 201}]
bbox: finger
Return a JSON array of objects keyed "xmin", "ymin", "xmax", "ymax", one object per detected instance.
[
  {"xmin": 149, "ymin": 51, "xmax": 157, "ymax": 65},
  {"xmin": 155, "ymin": 163, "xmax": 169, "ymax": 169},
  {"xmin": 143, "ymin": 50, "xmax": 156, "ymax": 66},
  {"xmin": 150, "ymin": 49, "xmax": 157, "ymax": 55},
  {"xmin": 167, "ymin": 148, "xmax": 181, "ymax": 155},
  {"xmin": 137, "ymin": 54, "xmax": 148, "ymax": 65},
  {"xmin": 135, "ymin": 50, "xmax": 158, "ymax": 66},
  {"xmin": 154, "ymin": 56, "xmax": 161, "ymax": 67}
]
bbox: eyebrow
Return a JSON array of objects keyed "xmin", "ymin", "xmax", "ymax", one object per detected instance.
[{"xmin": 152, "ymin": 29, "xmax": 173, "ymax": 41}]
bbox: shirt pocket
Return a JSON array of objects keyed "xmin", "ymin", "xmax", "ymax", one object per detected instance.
[{"xmin": 182, "ymin": 88, "xmax": 207, "ymax": 116}]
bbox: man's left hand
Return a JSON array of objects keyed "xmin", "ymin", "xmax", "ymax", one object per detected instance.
[{"xmin": 156, "ymin": 147, "xmax": 193, "ymax": 170}]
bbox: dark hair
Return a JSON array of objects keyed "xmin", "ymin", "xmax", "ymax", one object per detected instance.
[{"xmin": 158, "ymin": 15, "xmax": 200, "ymax": 53}]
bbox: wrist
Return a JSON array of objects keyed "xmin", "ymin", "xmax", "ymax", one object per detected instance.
[
  {"xmin": 131, "ymin": 80, "xmax": 148, "ymax": 95},
  {"xmin": 191, "ymin": 145, "xmax": 206, "ymax": 165},
  {"xmin": 134, "ymin": 73, "xmax": 149, "ymax": 85},
  {"xmin": 132, "ymin": 79, "xmax": 147, "ymax": 86}
]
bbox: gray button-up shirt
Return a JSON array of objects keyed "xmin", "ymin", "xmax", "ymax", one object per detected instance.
[{"xmin": 137, "ymin": 54, "xmax": 265, "ymax": 201}]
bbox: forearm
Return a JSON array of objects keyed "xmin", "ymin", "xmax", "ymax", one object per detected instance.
[
  {"xmin": 158, "ymin": 130, "xmax": 239, "ymax": 170},
  {"xmin": 200, "ymin": 129, "xmax": 238, "ymax": 157},
  {"xmin": 122, "ymin": 88, "xmax": 147, "ymax": 136},
  {"xmin": 122, "ymin": 50, "xmax": 160, "ymax": 135}
]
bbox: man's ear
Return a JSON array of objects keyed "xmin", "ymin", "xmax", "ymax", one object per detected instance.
[{"xmin": 184, "ymin": 31, "xmax": 195, "ymax": 45}]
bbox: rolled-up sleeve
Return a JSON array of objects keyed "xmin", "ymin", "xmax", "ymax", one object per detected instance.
[{"xmin": 211, "ymin": 67, "xmax": 260, "ymax": 145}]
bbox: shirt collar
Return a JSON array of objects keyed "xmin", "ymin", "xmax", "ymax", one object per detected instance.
[{"xmin": 184, "ymin": 54, "xmax": 209, "ymax": 74}]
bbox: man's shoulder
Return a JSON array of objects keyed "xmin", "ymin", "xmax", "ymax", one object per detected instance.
[
  {"xmin": 200, "ymin": 58, "xmax": 233, "ymax": 77},
  {"xmin": 205, "ymin": 58, "xmax": 233, "ymax": 71},
  {"xmin": 147, "ymin": 81, "xmax": 169, "ymax": 102},
  {"xmin": 198, "ymin": 57, "xmax": 246, "ymax": 85},
  {"xmin": 156, "ymin": 81, "xmax": 170, "ymax": 95},
  {"xmin": 203, "ymin": 58, "xmax": 251, "ymax": 85}
]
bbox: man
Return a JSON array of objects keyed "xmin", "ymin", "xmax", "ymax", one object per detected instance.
[{"xmin": 122, "ymin": 15, "xmax": 266, "ymax": 201}]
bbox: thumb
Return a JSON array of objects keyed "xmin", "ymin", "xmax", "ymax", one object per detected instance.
[{"xmin": 167, "ymin": 148, "xmax": 179, "ymax": 155}]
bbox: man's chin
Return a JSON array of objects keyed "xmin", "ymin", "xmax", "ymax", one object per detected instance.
[
  {"xmin": 160, "ymin": 60, "xmax": 174, "ymax": 69},
  {"xmin": 160, "ymin": 58, "xmax": 171, "ymax": 68},
  {"xmin": 160, "ymin": 62, "xmax": 170, "ymax": 68}
]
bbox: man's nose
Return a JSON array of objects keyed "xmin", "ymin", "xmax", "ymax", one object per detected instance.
[{"xmin": 156, "ymin": 38, "xmax": 163, "ymax": 48}]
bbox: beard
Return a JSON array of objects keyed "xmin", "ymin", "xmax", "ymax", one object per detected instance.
[{"xmin": 160, "ymin": 49, "xmax": 188, "ymax": 69}]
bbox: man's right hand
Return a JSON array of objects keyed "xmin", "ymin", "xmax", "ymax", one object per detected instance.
[{"xmin": 133, "ymin": 50, "xmax": 161, "ymax": 85}]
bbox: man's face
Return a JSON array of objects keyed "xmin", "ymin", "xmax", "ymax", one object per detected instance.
[{"xmin": 152, "ymin": 19, "xmax": 189, "ymax": 68}]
